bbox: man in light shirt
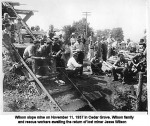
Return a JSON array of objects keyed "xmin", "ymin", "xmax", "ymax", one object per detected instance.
[
  {"xmin": 67, "ymin": 52, "xmax": 82, "ymax": 77},
  {"xmin": 72, "ymin": 36, "xmax": 84, "ymax": 75},
  {"xmin": 70, "ymin": 33, "xmax": 77, "ymax": 47}
]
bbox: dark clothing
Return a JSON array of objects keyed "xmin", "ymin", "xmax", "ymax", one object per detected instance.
[
  {"xmin": 114, "ymin": 59, "xmax": 127, "ymax": 67},
  {"xmin": 39, "ymin": 45, "xmax": 51, "ymax": 57},
  {"xmin": 91, "ymin": 57, "xmax": 102, "ymax": 74},
  {"xmin": 76, "ymin": 51, "xmax": 84, "ymax": 75},
  {"xmin": 101, "ymin": 41, "xmax": 107, "ymax": 61},
  {"xmin": 112, "ymin": 58, "xmax": 128, "ymax": 81},
  {"xmin": 108, "ymin": 47, "xmax": 116, "ymax": 58},
  {"xmin": 52, "ymin": 43, "xmax": 61, "ymax": 54},
  {"xmin": 112, "ymin": 67, "xmax": 128, "ymax": 81},
  {"xmin": 131, "ymin": 53, "xmax": 146, "ymax": 72},
  {"xmin": 52, "ymin": 43, "xmax": 65, "ymax": 78}
]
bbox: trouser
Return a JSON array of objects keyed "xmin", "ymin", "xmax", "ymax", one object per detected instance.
[
  {"xmin": 91, "ymin": 63, "xmax": 102, "ymax": 74},
  {"xmin": 25, "ymin": 58, "xmax": 37, "ymax": 74},
  {"xmin": 108, "ymin": 47, "xmax": 115, "ymax": 59},
  {"xmin": 112, "ymin": 67, "xmax": 129, "ymax": 81},
  {"xmin": 77, "ymin": 51, "xmax": 84, "ymax": 75}
]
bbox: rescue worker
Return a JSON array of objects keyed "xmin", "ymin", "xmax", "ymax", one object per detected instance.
[
  {"xmin": 72, "ymin": 36, "xmax": 84, "ymax": 75},
  {"xmin": 66, "ymin": 52, "xmax": 82, "ymax": 77},
  {"xmin": 23, "ymin": 40, "xmax": 41, "ymax": 74},
  {"xmin": 111, "ymin": 53, "xmax": 128, "ymax": 84},
  {"xmin": 37, "ymin": 39, "xmax": 53, "ymax": 75},
  {"xmin": 52, "ymin": 36, "xmax": 65, "ymax": 73}
]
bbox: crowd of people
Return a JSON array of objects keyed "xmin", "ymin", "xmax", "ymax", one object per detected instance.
[{"xmin": 2, "ymin": 12, "xmax": 147, "ymax": 84}]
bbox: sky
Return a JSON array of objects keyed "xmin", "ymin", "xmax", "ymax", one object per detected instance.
[{"xmin": 4, "ymin": 0, "xmax": 148, "ymax": 41}]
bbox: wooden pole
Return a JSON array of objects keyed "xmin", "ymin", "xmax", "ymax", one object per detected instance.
[{"xmin": 136, "ymin": 72, "xmax": 144, "ymax": 111}]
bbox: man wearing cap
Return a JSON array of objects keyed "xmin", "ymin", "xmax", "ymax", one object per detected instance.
[
  {"xmin": 23, "ymin": 40, "xmax": 41, "ymax": 74},
  {"xmin": 72, "ymin": 36, "xmax": 84, "ymax": 75},
  {"xmin": 66, "ymin": 52, "xmax": 82, "ymax": 77},
  {"xmin": 111, "ymin": 53, "xmax": 128, "ymax": 84}
]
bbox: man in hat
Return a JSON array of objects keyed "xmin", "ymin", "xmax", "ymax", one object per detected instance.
[
  {"xmin": 111, "ymin": 53, "xmax": 128, "ymax": 84},
  {"xmin": 66, "ymin": 51, "xmax": 82, "ymax": 77},
  {"xmin": 2, "ymin": 13, "xmax": 10, "ymax": 30},
  {"xmin": 23, "ymin": 40, "xmax": 41, "ymax": 74},
  {"xmin": 72, "ymin": 36, "xmax": 84, "ymax": 75},
  {"xmin": 15, "ymin": 17, "xmax": 23, "ymax": 43},
  {"xmin": 52, "ymin": 35, "xmax": 65, "ymax": 72},
  {"xmin": 38, "ymin": 38, "xmax": 52, "ymax": 57}
]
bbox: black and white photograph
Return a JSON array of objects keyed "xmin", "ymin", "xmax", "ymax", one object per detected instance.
[{"xmin": 1, "ymin": 0, "xmax": 148, "ymax": 115}]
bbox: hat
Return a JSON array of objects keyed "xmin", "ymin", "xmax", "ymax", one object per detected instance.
[
  {"xmin": 139, "ymin": 39, "xmax": 145, "ymax": 45},
  {"xmin": 33, "ymin": 40, "xmax": 40, "ymax": 44}
]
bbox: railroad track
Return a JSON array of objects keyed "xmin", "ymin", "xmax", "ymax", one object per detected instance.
[{"xmin": 2, "ymin": 2, "xmax": 104, "ymax": 111}]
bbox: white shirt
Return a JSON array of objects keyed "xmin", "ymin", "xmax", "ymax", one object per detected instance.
[
  {"xmin": 72, "ymin": 41, "xmax": 84, "ymax": 52},
  {"xmin": 67, "ymin": 57, "xmax": 82, "ymax": 70},
  {"xmin": 70, "ymin": 37, "xmax": 76, "ymax": 46}
]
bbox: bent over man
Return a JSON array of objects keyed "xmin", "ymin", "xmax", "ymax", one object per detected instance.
[{"xmin": 23, "ymin": 40, "xmax": 40, "ymax": 74}]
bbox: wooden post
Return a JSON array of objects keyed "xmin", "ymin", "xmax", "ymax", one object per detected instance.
[{"xmin": 136, "ymin": 72, "xmax": 144, "ymax": 111}]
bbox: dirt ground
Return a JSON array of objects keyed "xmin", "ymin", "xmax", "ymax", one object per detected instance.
[{"xmin": 3, "ymin": 51, "xmax": 147, "ymax": 112}]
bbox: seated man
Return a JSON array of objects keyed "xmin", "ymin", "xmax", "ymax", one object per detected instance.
[
  {"xmin": 130, "ymin": 51, "xmax": 146, "ymax": 74},
  {"xmin": 111, "ymin": 53, "xmax": 128, "ymax": 84},
  {"xmin": 90, "ymin": 52, "xmax": 103, "ymax": 75},
  {"xmin": 23, "ymin": 40, "xmax": 41, "ymax": 74},
  {"xmin": 66, "ymin": 52, "xmax": 82, "ymax": 77}
]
